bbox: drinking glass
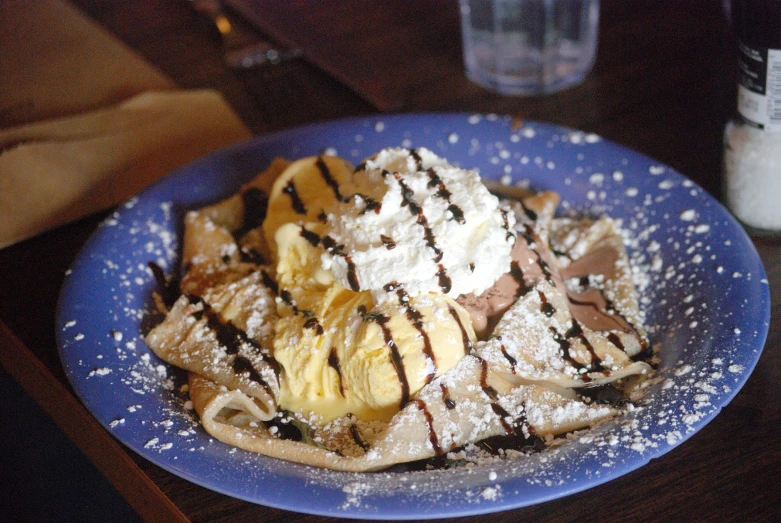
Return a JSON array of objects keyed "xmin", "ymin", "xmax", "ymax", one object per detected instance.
[{"xmin": 459, "ymin": 0, "xmax": 600, "ymax": 95}]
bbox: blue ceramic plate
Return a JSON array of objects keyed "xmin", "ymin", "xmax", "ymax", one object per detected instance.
[{"xmin": 57, "ymin": 114, "xmax": 769, "ymax": 519}]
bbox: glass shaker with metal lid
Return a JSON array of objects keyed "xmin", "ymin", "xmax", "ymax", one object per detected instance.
[{"xmin": 724, "ymin": 0, "xmax": 781, "ymax": 235}]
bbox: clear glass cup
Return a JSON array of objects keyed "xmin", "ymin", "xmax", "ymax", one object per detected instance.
[{"xmin": 459, "ymin": 0, "xmax": 600, "ymax": 96}]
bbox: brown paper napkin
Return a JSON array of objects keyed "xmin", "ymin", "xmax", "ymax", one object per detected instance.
[
  {"xmin": 0, "ymin": 91, "xmax": 252, "ymax": 248},
  {"xmin": 0, "ymin": 0, "xmax": 252, "ymax": 249}
]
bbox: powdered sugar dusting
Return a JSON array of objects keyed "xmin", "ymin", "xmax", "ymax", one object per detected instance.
[{"xmin": 57, "ymin": 115, "xmax": 768, "ymax": 517}]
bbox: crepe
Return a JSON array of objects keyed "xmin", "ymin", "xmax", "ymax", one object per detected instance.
[
  {"xmin": 145, "ymin": 155, "xmax": 652, "ymax": 471},
  {"xmin": 187, "ymin": 355, "xmax": 616, "ymax": 472},
  {"xmin": 476, "ymin": 208, "xmax": 650, "ymax": 389}
]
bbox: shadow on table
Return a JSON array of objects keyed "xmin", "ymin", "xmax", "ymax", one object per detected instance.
[{"xmin": 0, "ymin": 366, "xmax": 142, "ymax": 523}]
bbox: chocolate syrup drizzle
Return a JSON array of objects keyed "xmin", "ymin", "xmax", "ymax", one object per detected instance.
[
  {"xmin": 409, "ymin": 149, "xmax": 424, "ymax": 170},
  {"xmin": 349, "ymin": 424, "xmax": 370, "ymax": 451},
  {"xmin": 260, "ymin": 269, "xmax": 278, "ymax": 295},
  {"xmin": 414, "ymin": 399, "xmax": 442, "ymax": 455},
  {"xmin": 299, "ymin": 226, "xmax": 321, "ymax": 247},
  {"xmin": 321, "ymin": 235, "xmax": 360, "ymax": 291},
  {"xmin": 232, "ymin": 355, "xmax": 266, "ymax": 385},
  {"xmin": 236, "ymin": 187, "xmax": 268, "ymax": 238},
  {"xmin": 550, "ymin": 326, "xmax": 590, "ymax": 379},
  {"xmin": 359, "ymin": 196, "xmax": 382, "ymax": 215},
  {"xmin": 509, "ymin": 261, "xmax": 531, "ymax": 300},
  {"xmin": 547, "ymin": 316, "xmax": 611, "ymax": 381},
  {"xmin": 501, "ymin": 209, "xmax": 516, "ymax": 242},
  {"xmin": 278, "ymin": 287, "xmax": 326, "ymax": 336},
  {"xmin": 477, "ymin": 356, "xmax": 543, "ymax": 453},
  {"xmin": 474, "ymin": 420, "xmax": 544, "ymax": 455},
  {"xmin": 392, "ymin": 170, "xmax": 452, "ymax": 294},
  {"xmin": 303, "ymin": 316, "xmax": 324, "ymax": 335},
  {"xmin": 396, "ymin": 360, "xmax": 544, "ymax": 471},
  {"xmin": 341, "ymin": 188, "xmax": 381, "ymax": 215},
  {"xmin": 328, "ymin": 348, "xmax": 345, "ymax": 396},
  {"xmin": 440, "ymin": 383, "xmax": 456, "ymax": 409},
  {"xmin": 499, "ymin": 343, "xmax": 518, "ymax": 373},
  {"xmin": 448, "ymin": 205, "xmax": 465, "ymax": 223},
  {"xmin": 573, "ymin": 384, "xmax": 629, "ymax": 407},
  {"xmin": 360, "ymin": 308, "xmax": 410, "ymax": 409},
  {"xmin": 448, "ymin": 305, "xmax": 473, "ymax": 355},
  {"xmin": 298, "ymin": 228, "xmax": 361, "ymax": 292},
  {"xmin": 536, "ymin": 256, "xmax": 555, "ymax": 285},
  {"xmin": 380, "ymin": 234, "xmax": 396, "ymax": 250},
  {"xmin": 607, "ymin": 333, "xmax": 624, "ymax": 351},
  {"xmin": 394, "ymin": 172, "xmax": 442, "ymax": 262},
  {"xmin": 538, "ymin": 289, "xmax": 556, "ymax": 317},
  {"xmin": 518, "ymin": 224, "xmax": 536, "ymax": 245},
  {"xmin": 297, "ymin": 149, "xmax": 486, "ymax": 298},
  {"xmin": 148, "ymin": 261, "xmax": 179, "ymax": 309},
  {"xmin": 519, "ymin": 201, "xmax": 538, "ymax": 222},
  {"xmin": 385, "ymin": 282, "xmax": 437, "ymax": 383},
  {"xmin": 265, "ymin": 414, "xmax": 304, "ymax": 442},
  {"xmin": 476, "ymin": 357, "xmax": 515, "ymax": 434},
  {"xmin": 282, "ymin": 181, "xmax": 307, "ymax": 215},
  {"xmin": 512, "ymin": 220, "xmax": 649, "ymax": 370},
  {"xmin": 320, "ymin": 234, "xmax": 340, "ymax": 252},
  {"xmin": 343, "ymin": 255, "xmax": 360, "ymax": 291},
  {"xmin": 515, "ymin": 214, "xmax": 649, "ymax": 364},
  {"xmin": 239, "ymin": 247, "xmax": 266, "ymax": 265},
  {"xmin": 552, "ymin": 248, "xmax": 573, "ymax": 260},
  {"xmin": 185, "ymin": 294, "xmax": 277, "ymax": 395},
  {"xmin": 316, "ymin": 156, "xmax": 343, "ymax": 200},
  {"xmin": 565, "ymin": 319, "xmax": 604, "ymax": 370},
  {"xmin": 426, "ymin": 168, "xmax": 465, "ymax": 224}
]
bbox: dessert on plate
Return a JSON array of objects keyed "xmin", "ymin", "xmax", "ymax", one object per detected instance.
[{"xmin": 145, "ymin": 147, "xmax": 652, "ymax": 471}]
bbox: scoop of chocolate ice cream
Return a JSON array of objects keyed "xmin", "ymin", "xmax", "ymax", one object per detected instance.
[{"xmin": 457, "ymin": 207, "xmax": 631, "ymax": 340}]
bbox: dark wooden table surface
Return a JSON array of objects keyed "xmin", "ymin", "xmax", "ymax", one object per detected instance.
[{"xmin": 1, "ymin": 0, "xmax": 780, "ymax": 521}]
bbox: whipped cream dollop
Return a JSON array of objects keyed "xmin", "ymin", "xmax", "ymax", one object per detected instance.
[{"xmin": 321, "ymin": 147, "xmax": 516, "ymax": 302}]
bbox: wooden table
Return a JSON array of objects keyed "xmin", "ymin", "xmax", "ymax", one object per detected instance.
[{"xmin": 1, "ymin": 0, "xmax": 779, "ymax": 521}]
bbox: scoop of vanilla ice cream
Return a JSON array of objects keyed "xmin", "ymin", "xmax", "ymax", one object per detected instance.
[
  {"xmin": 340, "ymin": 291, "xmax": 473, "ymax": 414},
  {"xmin": 321, "ymin": 148, "xmax": 516, "ymax": 302},
  {"xmin": 272, "ymin": 222, "xmax": 475, "ymax": 423}
]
